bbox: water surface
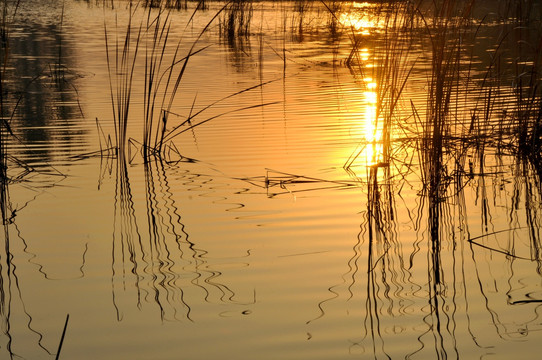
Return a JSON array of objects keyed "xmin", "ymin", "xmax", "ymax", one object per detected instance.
[{"xmin": 2, "ymin": 1, "xmax": 542, "ymax": 359}]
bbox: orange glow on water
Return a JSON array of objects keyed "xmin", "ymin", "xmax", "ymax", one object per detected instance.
[
  {"xmin": 338, "ymin": 2, "xmax": 382, "ymax": 34},
  {"xmin": 339, "ymin": 14, "xmax": 373, "ymax": 35},
  {"xmin": 363, "ymin": 84, "xmax": 383, "ymax": 165}
]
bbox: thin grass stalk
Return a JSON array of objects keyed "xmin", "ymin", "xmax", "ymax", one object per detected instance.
[
  {"xmin": 160, "ymin": 79, "xmax": 279, "ymax": 144},
  {"xmin": 105, "ymin": 3, "xmax": 142, "ymax": 159},
  {"xmin": 55, "ymin": 1, "xmax": 65, "ymax": 83},
  {"xmin": 143, "ymin": 7, "xmax": 171, "ymax": 157}
]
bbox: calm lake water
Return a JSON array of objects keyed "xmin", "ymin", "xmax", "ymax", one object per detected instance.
[{"xmin": 2, "ymin": 0, "xmax": 542, "ymax": 359}]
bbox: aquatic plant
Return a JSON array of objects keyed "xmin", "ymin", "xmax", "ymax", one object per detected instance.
[
  {"xmin": 511, "ymin": 11, "xmax": 542, "ymax": 164},
  {"xmin": 419, "ymin": 0, "xmax": 475, "ymax": 198},
  {"xmin": 105, "ymin": 1, "xmax": 277, "ymax": 162},
  {"xmin": 104, "ymin": 1, "xmax": 142, "ymax": 161},
  {"xmin": 143, "ymin": 0, "xmax": 188, "ymax": 10},
  {"xmin": 141, "ymin": 1, "xmax": 249, "ymax": 160},
  {"xmin": 104, "ymin": 1, "xmax": 204, "ymax": 160},
  {"xmin": 219, "ymin": 0, "xmax": 252, "ymax": 42},
  {"xmin": 0, "ymin": 0, "xmax": 19, "ymax": 224}
]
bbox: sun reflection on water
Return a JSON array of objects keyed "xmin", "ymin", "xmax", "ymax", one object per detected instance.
[
  {"xmin": 337, "ymin": 5, "xmax": 389, "ymax": 168},
  {"xmin": 338, "ymin": 2, "xmax": 383, "ymax": 33},
  {"xmin": 361, "ymin": 79, "xmax": 384, "ymax": 166},
  {"xmin": 339, "ymin": 14, "xmax": 376, "ymax": 35}
]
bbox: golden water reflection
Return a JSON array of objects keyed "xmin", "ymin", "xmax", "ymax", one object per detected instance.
[
  {"xmin": 360, "ymin": 83, "xmax": 384, "ymax": 166},
  {"xmin": 338, "ymin": 2, "xmax": 383, "ymax": 34}
]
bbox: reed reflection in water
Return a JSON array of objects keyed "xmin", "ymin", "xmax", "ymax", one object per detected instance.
[
  {"xmin": 0, "ymin": 161, "xmax": 14, "ymax": 358},
  {"xmin": 302, "ymin": 152, "xmax": 542, "ymax": 358},
  {"xmin": 112, "ymin": 154, "xmax": 253, "ymax": 322},
  {"xmin": 0, "ymin": 167, "xmax": 64, "ymax": 358}
]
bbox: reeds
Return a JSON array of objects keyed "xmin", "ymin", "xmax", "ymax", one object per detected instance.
[
  {"xmin": 105, "ymin": 1, "xmax": 275, "ymax": 162},
  {"xmin": 143, "ymin": 0, "xmax": 189, "ymax": 10},
  {"xmin": 104, "ymin": 1, "xmax": 142, "ymax": 161},
  {"xmin": 0, "ymin": 1, "xmax": 18, "ymax": 355},
  {"xmin": 418, "ymin": 0, "xmax": 475, "ymax": 199},
  {"xmin": 0, "ymin": 0, "xmax": 20, "ymax": 223},
  {"xmin": 219, "ymin": 0, "xmax": 252, "ymax": 44},
  {"xmin": 105, "ymin": 1, "xmax": 208, "ymax": 160},
  {"xmin": 511, "ymin": 10, "xmax": 542, "ymax": 163}
]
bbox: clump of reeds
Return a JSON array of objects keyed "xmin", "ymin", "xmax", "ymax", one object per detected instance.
[
  {"xmin": 140, "ymin": 3, "xmax": 236, "ymax": 160},
  {"xmin": 219, "ymin": 0, "xmax": 253, "ymax": 43},
  {"xmin": 0, "ymin": 0, "xmax": 20, "ymax": 225},
  {"xmin": 510, "ymin": 6, "xmax": 542, "ymax": 163},
  {"xmin": 290, "ymin": 0, "xmax": 312, "ymax": 38},
  {"xmin": 324, "ymin": 0, "xmax": 342, "ymax": 39},
  {"xmin": 104, "ymin": 1, "xmax": 142, "ymax": 161},
  {"xmin": 142, "ymin": 0, "xmax": 189, "ymax": 11},
  {"xmin": 105, "ymin": 1, "xmax": 213, "ymax": 160},
  {"xmin": 105, "ymin": 1, "xmax": 280, "ymax": 163},
  {"xmin": 462, "ymin": 0, "xmax": 542, "ymax": 167},
  {"xmin": 416, "ymin": 0, "xmax": 476, "ymax": 198}
]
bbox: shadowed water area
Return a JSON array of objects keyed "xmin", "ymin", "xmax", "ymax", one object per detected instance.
[{"xmin": 1, "ymin": 0, "xmax": 542, "ymax": 359}]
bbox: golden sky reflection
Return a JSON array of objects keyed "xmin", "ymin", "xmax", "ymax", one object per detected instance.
[
  {"xmin": 337, "ymin": 4, "xmax": 390, "ymax": 168},
  {"xmin": 358, "ymin": 82, "xmax": 384, "ymax": 167},
  {"xmin": 338, "ymin": 2, "xmax": 383, "ymax": 33},
  {"xmin": 339, "ymin": 14, "xmax": 376, "ymax": 35}
]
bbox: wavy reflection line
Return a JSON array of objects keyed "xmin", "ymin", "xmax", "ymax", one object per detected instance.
[
  {"xmin": 523, "ymin": 159, "xmax": 542, "ymax": 266},
  {"xmin": 11, "ymin": 256, "xmax": 53, "ymax": 356},
  {"xmin": 1, "ymin": 175, "xmax": 53, "ymax": 358},
  {"xmin": 426, "ymin": 178, "xmax": 456, "ymax": 360},
  {"xmin": 366, "ymin": 167, "xmax": 396, "ymax": 360},
  {"xmin": 112, "ymin": 155, "xmax": 144, "ymax": 321},
  {"xmin": 467, "ymin": 156, "xmax": 542, "ymax": 340},
  {"xmin": 469, "ymin": 238, "xmax": 512, "ymax": 341},
  {"xmin": 456, "ymin": 174, "xmax": 493, "ymax": 350},
  {"xmin": 409, "ymin": 139, "xmax": 473, "ymax": 360},
  {"xmin": 343, "ymin": 165, "xmax": 415, "ymax": 358},
  {"xmin": 0, "ymin": 179, "xmax": 14, "ymax": 358},
  {"xmin": 143, "ymin": 157, "xmax": 196, "ymax": 321},
  {"xmin": 1, "ymin": 122, "xmax": 67, "ymax": 358},
  {"xmin": 11, "ymin": 221, "xmax": 54, "ymax": 356},
  {"xmin": 167, "ymin": 167, "xmax": 256, "ymax": 308},
  {"xmin": 112, "ymin": 155, "xmax": 252, "ymax": 322},
  {"xmin": 453, "ymin": 172, "xmax": 481, "ymax": 352},
  {"xmin": 155, "ymin": 159, "xmax": 195, "ymax": 321},
  {"xmin": 169, "ymin": 168, "xmax": 255, "ymax": 308}
]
